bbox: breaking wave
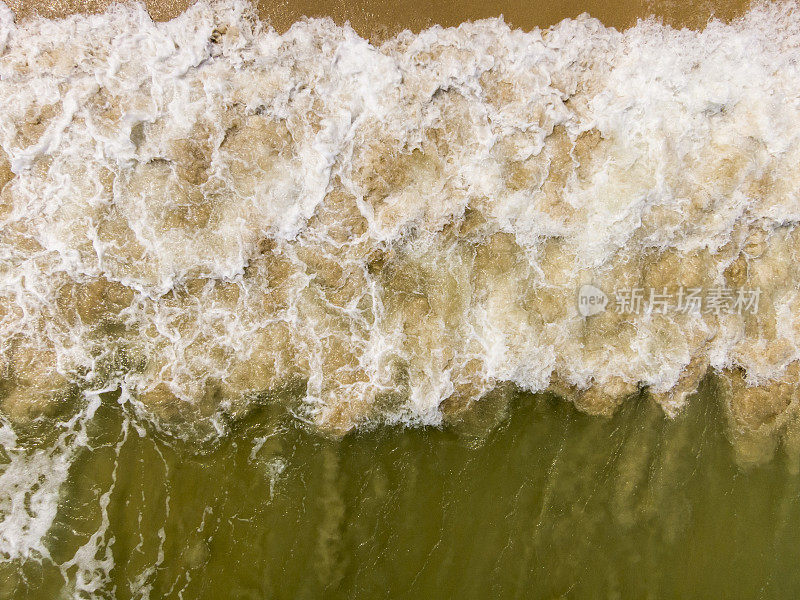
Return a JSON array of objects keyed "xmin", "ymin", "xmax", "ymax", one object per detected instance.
[{"xmin": 0, "ymin": 0, "xmax": 799, "ymax": 466}]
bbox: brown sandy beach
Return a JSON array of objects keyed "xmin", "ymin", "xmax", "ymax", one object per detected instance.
[{"xmin": 6, "ymin": 0, "xmax": 753, "ymax": 38}]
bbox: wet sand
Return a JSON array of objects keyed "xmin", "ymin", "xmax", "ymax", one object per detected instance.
[{"xmin": 6, "ymin": 0, "xmax": 753, "ymax": 38}]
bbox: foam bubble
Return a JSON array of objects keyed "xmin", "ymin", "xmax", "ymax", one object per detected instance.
[{"xmin": 0, "ymin": 0, "xmax": 799, "ymax": 459}]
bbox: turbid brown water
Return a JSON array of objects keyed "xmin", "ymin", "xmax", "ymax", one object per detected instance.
[
  {"xmin": 6, "ymin": 0, "xmax": 752, "ymax": 37},
  {"xmin": 2, "ymin": 1, "xmax": 800, "ymax": 598},
  {"xmin": 4, "ymin": 379, "xmax": 800, "ymax": 599}
]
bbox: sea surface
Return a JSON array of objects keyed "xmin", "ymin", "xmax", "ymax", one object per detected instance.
[{"xmin": 1, "ymin": 1, "xmax": 800, "ymax": 597}]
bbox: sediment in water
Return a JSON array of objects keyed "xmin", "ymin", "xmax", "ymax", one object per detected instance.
[{"xmin": 0, "ymin": 1, "xmax": 799, "ymax": 462}]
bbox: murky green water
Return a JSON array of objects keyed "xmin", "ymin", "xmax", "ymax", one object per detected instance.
[{"xmin": 3, "ymin": 378, "xmax": 800, "ymax": 599}]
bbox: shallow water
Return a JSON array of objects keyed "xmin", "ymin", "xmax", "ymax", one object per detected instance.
[
  {"xmin": 4, "ymin": 1, "xmax": 800, "ymax": 596},
  {"xmin": 3, "ymin": 0, "xmax": 752, "ymax": 40},
  {"xmin": 2, "ymin": 380, "xmax": 800, "ymax": 599},
  {"xmin": 4, "ymin": 0, "xmax": 800, "ymax": 434}
]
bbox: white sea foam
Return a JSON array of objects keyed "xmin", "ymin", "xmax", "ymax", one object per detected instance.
[
  {"xmin": 1, "ymin": 2, "xmax": 800, "ymax": 587},
  {"xmin": 0, "ymin": 0, "xmax": 798, "ymax": 455},
  {"xmin": 0, "ymin": 392, "xmax": 100, "ymax": 562}
]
